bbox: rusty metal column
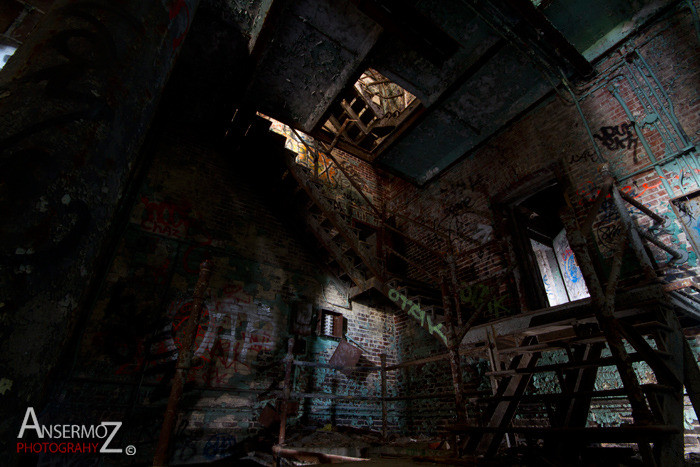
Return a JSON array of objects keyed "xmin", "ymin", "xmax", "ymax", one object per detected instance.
[
  {"xmin": 380, "ymin": 353, "xmax": 387, "ymax": 437},
  {"xmin": 153, "ymin": 260, "xmax": 211, "ymax": 466},
  {"xmin": 0, "ymin": 0, "xmax": 200, "ymax": 444}
]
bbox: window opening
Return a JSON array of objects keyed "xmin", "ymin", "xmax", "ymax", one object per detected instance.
[
  {"xmin": 319, "ymin": 309, "xmax": 344, "ymax": 339},
  {"xmin": 519, "ymin": 184, "xmax": 590, "ymax": 306},
  {"xmin": 0, "ymin": 44, "xmax": 17, "ymax": 71},
  {"xmin": 671, "ymin": 190, "xmax": 700, "ymax": 256}
]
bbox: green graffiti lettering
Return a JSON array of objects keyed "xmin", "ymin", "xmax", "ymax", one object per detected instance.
[
  {"xmin": 426, "ymin": 315, "xmax": 447, "ymax": 345},
  {"xmin": 388, "ymin": 288, "xmax": 399, "ymax": 301},
  {"xmin": 408, "ymin": 303, "xmax": 424, "ymax": 326}
]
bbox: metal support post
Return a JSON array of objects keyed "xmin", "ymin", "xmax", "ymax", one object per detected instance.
[{"xmin": 154, "ymin": 260, "xmax": 211, "ymax": 466}]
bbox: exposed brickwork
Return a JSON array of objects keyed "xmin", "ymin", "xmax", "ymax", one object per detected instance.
[
  {"xmin": 5, "ymin": 1, "xmax": 699, "ymax": 462},
  {"xmin": 37, "ymin": 128, "xmax": 399, "ymax": 463},
  {"xmin": 374, "ymin": 6, "xmax": 700, "ymax": 436},
  {"xmin": 385, "ymin": 6, "xmax": 700, "ymax": 298}
]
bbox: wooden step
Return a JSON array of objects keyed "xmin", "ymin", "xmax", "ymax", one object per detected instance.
[
  {"xmin": 474, "ymin": 384, "xmax": 675, "ymax": 403},
  {"xmin": 485, "ymin": 351, "xmax": 672, "ymax": 377},
  {"xmin": 499, "ymin": 320, "xmax": 675, "ymax": 355},
  {"xmin": 445, "ymin": 424, "xmax": 680, "ymax": 441}
]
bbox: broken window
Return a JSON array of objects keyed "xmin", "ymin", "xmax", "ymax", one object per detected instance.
[
  {"xmin": 531, "ymin": 228, "xmax": 590, "ymax": 306},
  {"xmin": 261, "ymin": 113, "xmax": 340, "ymax": 187},
  {"xmin": 313, "ymin": 69, "xmax": 423, "ymax": 161},
  {"xmin": 319, "ymin": 309, "xmax": 344, "ymax": 339},
  {"xmin": 0, "ymin": 44, "xmax": 17, "ymax": 71},
  {"xmin": 511, "ymin": 183, "xmax": 590, "ymax": 308}
]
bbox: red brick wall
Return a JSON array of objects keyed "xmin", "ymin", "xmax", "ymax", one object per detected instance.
[
  {"xmin": 39, "ymin": 126, "xmax": 401, "ymax": 463},
  {"xmin": 385, "ymin": 6, "xmax": 700, "ymax": 307},
  {"xmin": 377, "ymin": 6, "xmax": 700, "ymax": 433}
]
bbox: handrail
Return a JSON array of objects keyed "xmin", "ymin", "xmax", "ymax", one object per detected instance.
[
  {"xmin": 385, "ymin": 245, "xmax": 440, "ymax": 284},
  {"xmin": 286, "ymin": 126, "xmax": 453, "ymax": 270},
  {"xmin": 588, "ymin": 170, "xmax": 687, "ymax": 272},
  {"xmin": 276, "ymin": 343, "xmax": 478, "ymax": 442},
  {"xmin": 290, "ymin": 127, "xmax": 382, "ymax": 219}
]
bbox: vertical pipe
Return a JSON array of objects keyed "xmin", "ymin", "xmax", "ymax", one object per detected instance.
[
  {"xmin": 448, "ymin": 254, "xmax": 463, "ymax": 328},
  {"xmin": 631, "ymin": 52, "xmax": 700, "ymax": 188},
  {"xmin": 381, "ymin": 353, "xmax": 387, "ymax": 438},
  {"xmin": 635, "ymin": 51, "xmax": 691, "ymax": 146},
  {"xmin": 441, "ymin": 277, "xmax": 467, "ymax": 424},
  {"xmin": 560, "ymin": 73, "xmax": 606, "ymax": 163},
  {"xmin": 153, "ymin": 260, "xmax": 211, "ymax": 466},
  {"xmin": 278, "ymin": 337, "xmax": 295, "ymax": 446},
  {"xmin": 609, "ymin": 85, "xmax": 675, "ymax": 197},
  {"xmin": 623, "ymin": 61, "xmax": 682, "ymax": 153},
  {"xmin": 688, "ymin": 0, "xmax": 700, "ymax": 41}
]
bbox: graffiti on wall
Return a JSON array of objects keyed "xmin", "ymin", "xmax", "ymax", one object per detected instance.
[
  {"xmin": 671, "ymin": 194, "xmax": 700, "ymax": 265},
  {"xmin": 139, "ymin": 196, "xmax": 192, "ymax": 238},
  {"xmin": 203, "ymin": 433, "xmax": 236, "ymax": 460},
  {"xmin": 569, "ymin": 148, "xmax": 599, "ymax": 165},
  {"xmin": 593, "ymin": 123, "xmax": 638, "ymax": 154},
  {"xmin": 414, "ymin": 179, "xmax": 495, "ymax": 249},
  {"xmin": 388, "ymin": 288, "xmax": 447, "ymax": 345},
  {"xmin": 576, "ymin": 177, "xmax": 664, "ymax": 205},
  {"xmin": 553, "ymin": 229, "xmax": 590, "ymax": 300},
  {"xmin": 458, "ymin": 283, "xmax": 510, "ymax": 319},
  {"xmin": 167, "ymin": 0, "xmax": 192, "ymax": 49},
  {"xmin": 152, "ymin": 288, "xmax": 278, "ymax": 382},
  {"xmin": 268, "ymin": 120, "xmax": 339, "ymax": 186}
]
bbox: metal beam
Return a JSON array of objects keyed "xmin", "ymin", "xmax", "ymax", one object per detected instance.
[
  {"xmin": 349, "ymin": 0, "xmax": 459, "ymax": 66},
  {"xmin": 500, "ymin": 0, "xmax": 594, "ymax": 77}
]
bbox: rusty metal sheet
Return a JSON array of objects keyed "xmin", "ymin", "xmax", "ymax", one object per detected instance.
[{"xmin": 328, "ymin": 340, "xmax": 362, "ymax": 376}]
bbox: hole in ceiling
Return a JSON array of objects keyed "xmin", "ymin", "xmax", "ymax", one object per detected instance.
[{"xmin": 314, "ymin": 68, "xmax": 423, "ymax": 161}]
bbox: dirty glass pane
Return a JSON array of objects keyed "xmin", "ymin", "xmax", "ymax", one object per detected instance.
[
  {"xmin": 553, "ymin": 229, "xmax": 591, "ymax": 301},
  {"xmin": 531, "ymin": 239, "xmax": 569, "ymax": 306}
]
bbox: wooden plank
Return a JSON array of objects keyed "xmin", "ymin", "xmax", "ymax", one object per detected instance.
[
  {"xmin": 485, "ymin": 351, "xmax": 670, "ymax": 377},
  {"xmin": 559, "ymin": 342, "xmax": 605, "ymax": 429},
  {"xmin": 448, "ymin": 424, "xmax": 680, "ymax": 440},
  {"xmin": 464, "ymin": 336, "xmax": 539, "ymax": 456}
]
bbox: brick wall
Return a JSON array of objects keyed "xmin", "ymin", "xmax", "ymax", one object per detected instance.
[
  {"xmin": 378, "ymin": 5, "xmax": 700, "ymax": 435},
  {"xmin": 297, "ymin": 300, "xmax": 399, "ymax": 432},
  {"xmin": 386, "ymin": 5, "xmax": 700, "ymax": 302},
  {"xmin": 38, "ymin": 125, "xmax": 399, "ymax": 464}
]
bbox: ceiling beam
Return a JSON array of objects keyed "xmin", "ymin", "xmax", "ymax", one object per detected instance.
[
  {"xmin": 499, "ymin": 0, "xmax": 594, "ymax": 78},
  {"xmin": 349, "ymin": 0, "xmax": 459, "ymax": 66}
]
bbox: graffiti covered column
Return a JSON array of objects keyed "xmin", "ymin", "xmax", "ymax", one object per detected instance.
[{"xmin": 0, "ymin": 0, "xmax": 200, "ymax": 443}]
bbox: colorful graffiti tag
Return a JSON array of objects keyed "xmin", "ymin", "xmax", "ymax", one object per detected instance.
[{"xmin": 388, "ymin": 288, "xmax": 447, "ymax": 345}]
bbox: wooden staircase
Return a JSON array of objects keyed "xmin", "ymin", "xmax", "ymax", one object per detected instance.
[
  {"xmin": 445, "ymin": 167, "xmax": 700, "ymax": 465},
  {"xmin": 452, "ymin": 301, "xmax": 695, "ymax": 464},
  {"xmin": 257, "ymin": 116, "xmax": 458, "ymax": 348},
  {"xmin": 250, "ymin": 117, "xmax": 700, "ymax": 464}
]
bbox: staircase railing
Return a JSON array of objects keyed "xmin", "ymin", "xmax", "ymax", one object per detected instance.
[
  {"xmin": 287, "ymin": 126, "xmax": 456, "ymax": 285},
  {"xmin": 561, "ymin": 164, "xmax": 688, "ymax": 428},
  {"xmin": 581, "ymin": 166, "xmax": 686, "ymax": 282}
]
